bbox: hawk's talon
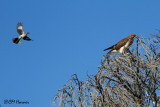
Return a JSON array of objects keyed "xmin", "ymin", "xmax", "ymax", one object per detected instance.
[{"xmin": 127, "ymin": 53, "xmax": 130, "ymax": 55}]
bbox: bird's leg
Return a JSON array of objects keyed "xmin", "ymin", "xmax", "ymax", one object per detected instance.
[
  {"xmin": 124, "ymin": 53, "xmax": 128, "ymax": 56},
  {"xmin": 126, "ymin": 49, "xmax": 131, "ymax": 55},
  {"xmin": 123, "ymin": 50, "xmax": 131, "ymax": 56},
  {"xmin": 121, "ymin": 51, "xmax": 127, "ymax": 56},
  {"xmin": 122, "ymin": 48, "xmax": 128, "ymax": 56}
]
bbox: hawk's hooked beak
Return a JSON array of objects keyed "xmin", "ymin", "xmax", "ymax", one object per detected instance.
[{"xmin": 134, "ymin": 36, "xmax": 138, "ymax": 39}]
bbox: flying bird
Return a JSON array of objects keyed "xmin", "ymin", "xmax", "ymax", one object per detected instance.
[
  {"xmin": 12, "ymin": 22, "xmax": 31, "ymax": 44},
  {"xmin": 104, "ymin": 34, "xmax": 136, "ymax": 55}
]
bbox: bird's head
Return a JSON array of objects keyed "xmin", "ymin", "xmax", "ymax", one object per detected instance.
[{"xmin": 129, "ymin": 34, "xmax": 136, "ymax": 39}]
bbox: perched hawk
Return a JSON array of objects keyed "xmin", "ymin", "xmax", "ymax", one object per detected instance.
[
  {"xmin": 12, "ymin": 22, "xmax": 31, "ymax": 44},
  {"xmin": 104, "ymin": 34, "xmax": 136, "ymax": 55}
]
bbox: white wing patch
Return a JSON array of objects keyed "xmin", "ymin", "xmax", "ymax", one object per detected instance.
[
  {"xmin": 20, "ymin": 34, "xmax": 26, "ymax": 38},
  {"xmin": 119, "ymin": 41, "xmax": 130, "ymax": 53},
  {"xmin": 119, "ymin": 46, "xmax": 125, "ymax": 53},
  {"xmin": 17, "ymin": 26, "xmax": 23, "ymax": 30}
]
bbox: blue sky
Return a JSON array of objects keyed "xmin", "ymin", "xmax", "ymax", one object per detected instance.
[{"xmin": 0, "ymin": 0, "xmax": 160, "ymax": 107}]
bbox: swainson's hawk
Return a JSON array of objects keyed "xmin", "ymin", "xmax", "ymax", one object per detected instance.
[
  {"xmin": 12, "ymin": 22, "xmax": 31, "ymax": 44},
  {"xmin": 104, "ymin": 34, "xmax": 136, "ymax": 55}
]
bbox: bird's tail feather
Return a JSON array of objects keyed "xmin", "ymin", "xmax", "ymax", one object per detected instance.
[
  {"xmin": 12, "ymin": 37, "xmax": 21, "ymax": 44},
  {"xmin": 104, "ymin": 45, "xmax": 114, "ymax": 51}
]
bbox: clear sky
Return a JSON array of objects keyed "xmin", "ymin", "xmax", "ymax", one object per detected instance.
[{"xmin": 0, "ymin": 0, "xmax": 160, "ymax": 107}]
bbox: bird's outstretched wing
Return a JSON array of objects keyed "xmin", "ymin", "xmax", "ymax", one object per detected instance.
[
  {"xmin": 23, "ymin": 36, "xmax": 32, "ymax": 41},
  {"xmin": 12, "ymin": 37, "xmax": 21, "ymax": 44},
  {"xmin": 17, "ymin": 22, "xmax": 23, "ymax": 35}
]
